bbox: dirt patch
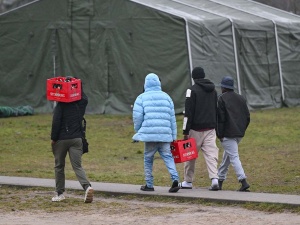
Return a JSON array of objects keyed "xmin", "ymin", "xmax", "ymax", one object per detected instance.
[{"xmin": 1, "ymin": 195, "xmax": 300, "ymax": 225}]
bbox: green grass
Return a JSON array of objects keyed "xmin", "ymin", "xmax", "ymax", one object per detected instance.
[{"xmin": 0, "ymin": 107, "xmax": 300, "ymax": 195}]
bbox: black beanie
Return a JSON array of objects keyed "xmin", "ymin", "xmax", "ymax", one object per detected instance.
[{"xmin": 192, "ymin": 67, "xmax": 205, "ymax": 79}]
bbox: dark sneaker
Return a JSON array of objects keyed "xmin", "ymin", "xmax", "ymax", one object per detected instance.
[
  {"xmin": 169, "ymin": 180, "xmax": 180, "ymax": 193},
  {"xmin": 238, "ymin": 179, "xmax": 250, "ymax": 192},
  {"xmin": 141, "ymin": 185, "xmax": 154, "ymax": 191},
  {"xmin": 218, "ymin": 180, "xmax": 224, "ymax": 190},
  {"xmin": 209, "ymin": 184, "xmax": 219, "ymax": 191}
]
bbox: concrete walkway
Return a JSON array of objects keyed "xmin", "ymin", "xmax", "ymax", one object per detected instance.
[{"xmin": 0, "ymin": 176, "xmax": 299, "ymax": 206}]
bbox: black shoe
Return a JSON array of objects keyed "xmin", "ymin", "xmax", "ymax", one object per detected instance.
[
  {"xmin": 141, "ymin": 185, "xmax": 154, "ymax": 191},
  {"xmin": 218, "ymin": 180, "xmax": 224, "ymax": 190},
  {"xmin": 238, "ymin": 179, "xmax": 250, "ymax": 192},
  {"xmin": 169, "ymin": 180, "xmax": 180, "ymax": 193},
  {"xmin": 209, "ymin": 184, "xmax": 219, "ymax": 191}
]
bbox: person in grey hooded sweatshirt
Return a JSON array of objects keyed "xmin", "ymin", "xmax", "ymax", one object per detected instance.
[{"xmin": 180, "ymin": 67, "xmax": 220, "ymax": 191}]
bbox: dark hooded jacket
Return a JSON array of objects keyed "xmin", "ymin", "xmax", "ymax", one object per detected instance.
[
  {"xmin": 51, "ymin": 91, "xmax": 88, "ymax": 141},
  {"xmin": 183, "ymin": 79, "xmax": 218, "ymax": 135},
  {"xmin": 216, "ymin": 90, "xmax": 250, "ymax": 138}
]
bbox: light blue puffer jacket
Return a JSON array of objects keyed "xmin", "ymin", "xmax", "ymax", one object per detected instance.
[{"xmin": 132, "ymin": 73, "xmax": 177, "ymax": 142}]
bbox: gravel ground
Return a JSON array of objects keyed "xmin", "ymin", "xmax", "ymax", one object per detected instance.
[{"xmin": 1, "ymin": 194, "xmax": 300, "ymax": 225}]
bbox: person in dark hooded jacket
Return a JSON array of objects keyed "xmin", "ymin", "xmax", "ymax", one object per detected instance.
[
  {"xmin": 216, "ymin": 76, "xmax": 250, "ymax": 192},
  {"xmin": 51, "ymin": 80, "xmax": 94, "ymax": 203},
  {"xmin": 179, "ymin": 67, "xmax": 220, "ymax": 191}
]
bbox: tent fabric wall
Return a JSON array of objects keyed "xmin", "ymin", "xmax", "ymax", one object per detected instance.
[
  {"xmin": 210, "ymin": 0, "xmax": 300, "ymax": 107},
  {"xmin": 1, "ymin": 0, "xmax": 300, "ymax": 114},
  {"xmin": 0, "ymin": 0, "xmax": 190, "ymax": 114},
  {"xmin": 171, "ymin": 0, "xmax": 283, "ymax": 110}
]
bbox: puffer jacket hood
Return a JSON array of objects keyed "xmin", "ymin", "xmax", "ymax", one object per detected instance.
[
  {"xmin": 132, "ymin": 73, "xmax": 177, "ymax": 142},
  {"xmin": 194, "ymin": 78, "xmax": 215, "ymax": 92},
  {"xmin": 144, "ymin": 73, "xmax": 162, "ymax": 92}
]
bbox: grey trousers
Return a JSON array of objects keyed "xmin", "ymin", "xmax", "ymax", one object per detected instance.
[
  {"xmin": 218, "ymin": 137, "xmax": 247, "ymax": 181},
  {"xmin": 52, "ymin": 138, "xmax": 90, "ymax": 194},
  {"xmin": 184, "ymin": 129, "xmax": 219, "ymax": 182}
]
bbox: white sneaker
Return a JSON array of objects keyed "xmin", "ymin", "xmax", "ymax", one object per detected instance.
[
  {"xmin": 179, "ymin": 181, "xmax": 193, "ymax": 189},
  {"xmin": 209, "ymin": 178, "xmax": 220, "ymax": 191},
  {"xmin": 84, "ymin": 186, "xmax": 94, "ymax": 203},
  {"xmin": 52, "ymin": 194, "xmax": 65, "ymax": 202}
]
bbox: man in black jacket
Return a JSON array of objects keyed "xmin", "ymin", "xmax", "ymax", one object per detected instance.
[
  {"xmin": 217, "ymin": 76, "xmax": 250, "ymax": 191},
  {"xmin": 51, "ymin": 85, "xmax": 94, "ymax": 202},
  {"xmin": 180, "ymin": 67, "xmax": 220, "ymax": 191}
]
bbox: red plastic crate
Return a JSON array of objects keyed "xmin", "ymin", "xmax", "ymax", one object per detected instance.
[
  {"xmin": 171, "ymin": 138, "xmax": 198, "ymax": 163},
  {"xmin": 46, "ymin": 77, "xmax": 81, "ymax": 102}
]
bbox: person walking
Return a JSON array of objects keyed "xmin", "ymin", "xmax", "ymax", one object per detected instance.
[
  {"xmin": 132, "ymin": 73, "xmax": 180, "ymax": 193},
  {"xmin": 51, "ymin": 81, "xmax": 94, "ymax": 202},
  {"xmin": 216, "ymin": 76, "xmax": 250, "ymax": 191},
  {"xmin": 180, "ymin": 67, "xmax": 220, "ymax": 191}
]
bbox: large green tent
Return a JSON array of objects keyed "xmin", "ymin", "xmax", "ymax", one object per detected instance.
[{"xmin": 0, "ymin": 0, "xmax": 300, "ymax": 114}]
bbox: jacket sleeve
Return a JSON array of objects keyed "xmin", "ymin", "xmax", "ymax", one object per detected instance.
[
  {"xmin": 51, "ymin": 103, "xmax": 63, "ymax": 141},
  {"xmin": 217, "ymin": 97, "xmax": 226, "ymax": 138},
  {"xmin": 214, "ymin": 90, "xmax": 218, "ymax": 130},
  {"xmin": 246, "ymin": 103, "xmax": 250, "ymax": 129},
  {"xmin": 169, "ymin": 98, "xmax": 177, "ymax": 140},
  {"xmin": 132, "ymin": 96, "xmax": 144, "ymax": 133},
  {"xmin": 183, "ymin": 88, "xmax": 195, "ymax": 135}
]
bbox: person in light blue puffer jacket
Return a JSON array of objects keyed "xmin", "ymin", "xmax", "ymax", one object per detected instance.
[{"xmin": 132, "ymin": 73, "xmax": 180, "ymax": 193}]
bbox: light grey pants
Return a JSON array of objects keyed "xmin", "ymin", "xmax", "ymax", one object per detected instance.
[
  {"xmin": 52, "ymin": 138, "xmax": 90, "ymax": 194},
  {"xmin": 184, "ymin": 129, "xmax": 219, "ymax": 182},
  {"xmin": 218, "ymin": 137, "xmax": 247, "ymax": 181}
]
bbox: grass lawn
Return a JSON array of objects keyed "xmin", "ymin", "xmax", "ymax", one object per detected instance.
[{"xmin": 0, "ymin": 107, "xmax": 299, "ymax": 195}]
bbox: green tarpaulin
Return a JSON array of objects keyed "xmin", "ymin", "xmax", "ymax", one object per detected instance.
[{"xmin": 0, "ymin": 106, "xmax": 34, "ymax": 117}]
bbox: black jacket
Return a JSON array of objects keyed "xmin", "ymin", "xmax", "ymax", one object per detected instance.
[
  {"xmin": 51, "ymin": 91, "xmax": 88, "ymax": 141},
  {"xmin": 217, "ymin": 90, "xmax": 250, "ymax": 138},
  {"xmin": 183, "ymin": 79, "xmax": 218, "ymax": 135}
]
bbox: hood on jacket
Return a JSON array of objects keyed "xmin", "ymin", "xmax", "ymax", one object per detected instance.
[
  {"xmin": 144, "ymin": 73, "xmax": 161, "ymax": 92},
  {"xmin": 194, "ymin": 78, "xmax": 215, "ymax": 92}
]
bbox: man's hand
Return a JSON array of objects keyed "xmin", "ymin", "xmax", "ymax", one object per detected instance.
[
  {"xmin": 51, "ymin": 140, "xmax": 56, "ymax": 145},
  {"xmin": 183, "ymin": 135, "xmax": 189, "ymax": 140}
]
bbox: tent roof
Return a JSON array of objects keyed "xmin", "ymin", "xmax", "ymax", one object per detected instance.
[
  {"xmin": 130, "ymin": 0, "xmax": 224, "ymax": 21},
  {"xmin": 3, "ymin": 0, "xmax": 300, "ymax": 23},
  {"xmin": 212, "ymin": 0, "xmax": 300, "ymax": 22},
  {"xmin": 131, "ymin": 0, "xmax": 300, "ymax": 23}
]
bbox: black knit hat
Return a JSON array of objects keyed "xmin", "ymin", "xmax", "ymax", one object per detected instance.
[{"xmin": 192, "ymin": 67, "xmax": 205, "ymax": 79}]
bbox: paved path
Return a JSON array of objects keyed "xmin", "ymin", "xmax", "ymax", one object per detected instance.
[{"xmin": 1, "ymin": 176, "xmax": 299, "ymax": 206}]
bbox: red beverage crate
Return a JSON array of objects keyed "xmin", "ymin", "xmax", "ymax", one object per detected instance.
[
  {"xmin": 171, "ymin": 138, "xmax": 198, "ymax": 163},
  {"xmin": 46, "ymin": 77, "xmax": 82, "ymax": 102}
]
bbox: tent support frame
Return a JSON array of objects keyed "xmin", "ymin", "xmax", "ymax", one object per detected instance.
[
  {"xmin": 171, "ymin": 0, "xmax": 242, "ymax": 94},
  {"xmin": 209, "ymin": 0, "xmax": 285, "ymax": 100}
]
